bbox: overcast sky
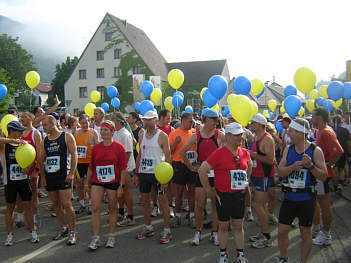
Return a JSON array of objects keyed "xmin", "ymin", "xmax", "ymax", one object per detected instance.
[{"xmin": 1, "ymin": 0, "xmax": 351, "ymax": 86}]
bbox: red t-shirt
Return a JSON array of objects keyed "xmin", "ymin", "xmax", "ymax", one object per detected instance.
[
  {"xmin": 158, "ymin": 125, "xmax": 172, "ymax": 136},
  {"xmin": 207, "ymin": 146, "xmax": 251, "ymax": 193},
  {"xmin": 89, "ymin": 141, "xmax": 127, "ymax": 184}
]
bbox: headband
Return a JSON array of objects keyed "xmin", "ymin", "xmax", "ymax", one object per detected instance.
[
  {"xmin": 101, "ymin": 123, "xmax": 115, "ymax": 132},
  {"xmin": 289, "ymin": 120, "xmax": 309, "ymax": 134}
]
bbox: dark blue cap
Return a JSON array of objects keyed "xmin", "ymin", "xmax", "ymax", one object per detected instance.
[
  {"xmin": 7, "ymin": 121, "xmax": 25, "ymax": 132},
  {"xmin": 203, "ymin": 108, "xmax": 219, "ymax": 119}
]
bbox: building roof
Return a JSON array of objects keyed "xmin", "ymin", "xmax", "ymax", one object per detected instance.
[
  {"xmin": 35, "ymin": 83, "xmax": 52, "ymax": 93},
  {"xmin": 166, "ymin": 60, "xmax": 228, "ymax": 84},
  {"xmin": 108, "ymin": 13, "xmax": 168, "ymax": 80}
]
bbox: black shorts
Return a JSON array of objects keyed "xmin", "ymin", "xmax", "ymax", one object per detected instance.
[
  {"xmin": 172, "ymin": 162, "xmax": 196, "ymax": 185},
  {"xmin": 138, "ymin": 173, "xmax": 162, "ymax": 194},
  {"xmin": 336, "ymin": 153, "xmax": 346, "ymax": 169},
  {"xmin": 92, "ymin": 182, "xmax": 119, "ymax": 190},
  {"xmin": 316, "ymin": 178, "xmax": 331, "ymax": 195},
  {"xmin": 195, "ymin": 173, "xmax": 214, "ymax": 188},
  {"xmin": 46, "ymin": 177, "xmax": 72, "ymax": 192},
  {"xmin": 5, "ymin": 183, "xmax": 32, "ymax": 203},
  {"xmin": 215, "ymin": 190, "xmax": 246, "ymax": 221},
  {"xmin": 279, "ymin": 197, "xmax": 316, "ymax": 227},
  {"xmin": 77, "ymin": 163, "xmax": 89, "ymax": 179}
]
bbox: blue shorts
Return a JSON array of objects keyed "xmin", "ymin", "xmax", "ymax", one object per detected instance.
[{"xmin": 251, "ymin": 177, "xmax": 275, "ymax": 192}]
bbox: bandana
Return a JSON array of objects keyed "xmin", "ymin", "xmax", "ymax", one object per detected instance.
[
  {"xmin": 101, "ymin": 123, "xmax": 115, "ymax": 132},
  {"xmin": 289, "ymin": 120, "xmax": 309, "ymax": 134}
]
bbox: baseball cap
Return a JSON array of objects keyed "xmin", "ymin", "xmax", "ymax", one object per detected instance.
[
  {"xmin": 279, "ymin": 116, "xmax": 292, "ymax": 124},
  {"xmin": 49, "ymin": 112, "xmax": 60, "ymax": 120},
  {"xmin": 142, "ymin": 110, "xmax": 158, "ymax": 120},
  {"xmin": 251, "ymin": 113, "xmax": 267, "ymax": 125},
  {"xmin": 225, "ymin": 122, "xmax": 245, "ymax": 135},
  {"xmin": 8, "ymin": 105, "xmax": 18, "ymax": 113},
  {"xmin": 203, "ymin": 108, "xmax": 219, "ymax": 119},
  {"xmin": 7, "ymin": 121, "xmax": 25, "ymax": 132}
]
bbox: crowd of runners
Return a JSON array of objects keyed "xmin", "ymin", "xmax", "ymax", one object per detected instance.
[{"xmin": 1, "ymin": 98, "xmax": 351, "ymax": 263}]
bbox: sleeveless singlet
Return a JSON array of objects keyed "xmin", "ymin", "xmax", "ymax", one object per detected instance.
[
  {"xmin": 21, "ymin": 128, "xmax": 38, "ymax": 175},
  {"xmin": 196, "ymin": 129, "xmax": 219, "ymax": 163},
  {"xmin": 93, "ymin": 123, "xmax": 102, "ymax": 142},
  {"xmin": 76, "ymin": 129, "xmax": 94, "ymax": 163},
  {"xmin": 251, "ymin": 132, "xmax": 274, "ymax": 178}
]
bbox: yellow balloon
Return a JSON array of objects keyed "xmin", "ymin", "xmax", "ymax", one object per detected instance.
[
  {"xmin": 268, "ymin": 99, "xmax": 277, "ymax": 112},
  {"xmin": 294, "ymin": 67, "xmax": 316, "ymax": 94},
  {"xmin": 306, "ymin": 99, "xmax": 315, "ymax": 112},
  {"xmin": 84, "ymin": 103, "xmax": 96, "ymax": 118},
  {"xmin": 229, "ymin": 95, "xmax": 252, "ymax": 127},
  {"xmin": 136, "ymin": 143, "xmax": 140, "ymax": 154},
  {"xmin": 309, "ymin": 89, "xmax": 319, "ymax": 100},
  {"xmin": 150, "ymin": 88, "xmax": 162, "ymax": 104},
  {"xmin": 249, "ymin": 100, "xmax": 258, "ymax": 118},
  {"xmin": 263, "ymin": 109, "xmax": 270, "ymax": 118},
  {"xmin": 332, "ymin": 98, "xmax": 342, "ymax": 109},
  {"xmin": 200, "ymin": 87, "xmax": 207, "ymax": 101},
  {"xmin": 298, "ymin": 107, "xmax": 305, "ymax": 117},
  {"xmin": 25, "ymin": 71, "xmax": 40, "ymax": 90},
  {"xmin": 1, "ymin": 114, "xmax": 18, "ymax": 137},
  {"xmin": 15, "ymin": 144, "xmax": 36, "ymax": 168},
  {"xmin": 227, "ymin": 94, "xmax": 237, "ymax": 105},
  {"xmin": 155, "ymin": 162, "xmax": 174, "ymax": 184},
  {"xmin": 251, "ymin": 79, "xmax": 264, "ymax": 96},
  {"xmin": 319, "ymin": 85, "xmax": 328, "ymax": 99},
  {"xmin": 90, "ymin": 90, "xmax": 101, "ymax": 103},
  {"xmin": 211, "ymin": 104, "xmax": 220, "ymax": 113},
  {"xmin": 164, "ymin": 96, "xmax": 174, "ymax": 111},
  {"xmin": 168, "ymin": 69, "xmax": 184, "ymax": 90},
  {"xmin": 280, "ymin": 106, "xmax": 285, "ymax": 113}
]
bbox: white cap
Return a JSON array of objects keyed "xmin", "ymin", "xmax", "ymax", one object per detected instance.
[
  {"xmin": 225, "ymin": 122, "xmax": 245, "ymax": 135},
  {"xmin": 251, "ymin": 113, "xmax": 267, "ymax": 125},
  {"xmin": 142, "ymin": 110, "xmax": 158, "ymax": 120}
]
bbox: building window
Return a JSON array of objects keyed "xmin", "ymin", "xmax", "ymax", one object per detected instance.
[
  {"xmin": 79, "ymin": 87, "xmax": 87, "ymax": 98},
  {"xmin": 133, "ymin": 65, "xmax": 142, "ymax": 74},
  {"xmin": 97, "ymin": 86, "xmax": 105, "ymax": 100},
  {"xmin": 114, "ymin": 67, "xmax": 121, "ymax": 77},
  {"xmin": 73, "ymin": 108, "xmax": 79, "ymax": 115},
  {"xmin": 114, "ymin": 49, "xmax": 121, "ymax": 59},
  {"xmin": 105, "ymin": 32, "xmax": 112, "ymax": 41},
  {"xmin": 96, "ymin": 51, "xmax": 104, "ymax": 61},
  {"xmin": 96, "ymin": 68, "xmax": 104, "ymax": 78},
  {"xmin": 79, "ymin": 70, "xmax": 86, "ymax": 80}
]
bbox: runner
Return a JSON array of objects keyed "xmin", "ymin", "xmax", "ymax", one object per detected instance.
[
  {"xmin": 134, "ymin": 110, "xmax": 172, "ymax": 244},
  {"xmin": 92, "ymin": 107, "xmax": 105, "ymax": 142},
  {"xmin": 248, "ymin": 113, "xmax": 275, "ymax": 248},
  {"xmin": 38, "ymin": 115, "xmax": 78, "ymax": 245},
  {"xmin": 277, "ymin": 118, "xmax": 327, "ymax": 263},
  {"xmin": 199, "ymin": 122, "xmax": 251, "ymax": 263},
  {"xmin": 127, "ymin": 112, "xmax": 141, "ymax": 161},
  {"xmin": 1, "ymin": 121, "xmax": 39, "ymax": 246},
  {"xmin": 86, "ymin": 120, "xmax": 127, "ymax": 250},
  {"xmin": 180, "ymin": 108, "xmax": 225, "ymax": 246},
  {"xmin": 169, "ymin": 112, "xmax": 196, "ymax": 228},
  {"xmin": 311, "ymin": 107, "xmax": 343, "ymax": 246},
  {"xmin": 75, "ymin": 114, "xmax": 99, "ymax": 214}
]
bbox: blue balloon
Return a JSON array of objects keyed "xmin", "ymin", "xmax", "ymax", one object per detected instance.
[
  {"xmin": 0, "ymin": 84, "xmax": 7, "ymax": 100},
  {"xmin": 284, "ymin": 85, "xmax": 297, "ymax": 97},
  {"xmin": 223, "ymin": 105, "xmax": 229, "ymax": 115},
  {"xmin": 181, "ymin": 111, "xmax": 185, "ymax": 116},
  {"xmin": 172, "ymin": 95, "xmax": 183, "ymax": 109},
  {"xmin": 203, "ymin": 89, "xmax": 218, "ymax": 107},
  {"xmin": 233, "ymin": 76, "xmax": 251, "ymax": 95},
  {"xmin": 269, "ymin": 112, "xmax": 274, "ymax": 119},
  {"xmin": 327, "ymin": 81, "xmax": 344, "ymax": 101},
  {"xmin": 256, "ymin": 87, "xmax": 265, "ymax": 98},
  {"xmin": 276, "ymin": 121, "xmax": 284, "ymax": 133},
  {"xmin": 285, "ymin": 95, "xmax": 301, "ymax": 118},
  {"xmin": 111, "ymin": 97, "xmax": 120, "ymax": 108},
  {"xmin": 101, "ymin": 102, "xmax": 109, "ymax": 112},
  {"xmin": 173, "ymin": 91, "xmax": 184, "ymax": 99},
  {"xmin": 344, "ymin": 82, "xmax": 351, "ymax": 99},
  {"xmin": 323, "ymin": 99, "xmax": 334, "ymax": 112},
  {"xmin": 141, "ymin": 81, "xmax": 154, "ymax": 98},
  {"xmin": 201, "ymin": 108, "xmax": 209, "ymax": 117},
  {"xmin": 208, "ymin": 75, "xmax": 228, "ymax": 99},
  {"xmin": 107, "ymin": 86, "xmax": 118, "ymax": 98},
  {"xmin": 134, "ymin": 102, "xmax": 141, "ymax": 111},
  {"xmin": 139, "ymin": 100, "xmax": 154, "ymax": 115},
  {"xmin": 317, "ymin": 97, "xmax": 324, "ymax": 106}
]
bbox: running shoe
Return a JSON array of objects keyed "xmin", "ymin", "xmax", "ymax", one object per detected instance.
[
  {"xmin": 117, "ymin": 216, "xmax": 135, "ymax": 227},
  {"xmin": 105, "ymin": 236, "xmax": 115, "ymax": 248},
  {"xmin": 45, "ymin": 204, "xmax": 54, "ymax": 211},
  {"xmin": 136, "ymin": 226, "xmax": 154, "ymax": 240},
  {"xmin": 169, "ymin": 206, "xmax": 175, "ymax": 218},
  {"xmin": 38, "ymin": 190, "xmax": 47, "ymax": 198},
  {"xmin": 75, "ymin": 206, "xmax": 85, "ymax": 214},
  {"xmin": 86, "ymin": 205, "xmax": 92, "ymax": 215},
  {"xmin": 159, "ymin": 230, "xmax": 172, "ymax": 244},
  {"xmin": 88, "ymin": 236, "xmax": 100, "ymax": 251},
  {"xmin": 67, "ymin": 231, "xmax": 77, "ymax": 245},
  {"xmin": 51, "ymin": 212, "xmax": 57, "ymax": 217},
  {"xmin": 313, "ymin": 231, "xmax": 332, "ymax": 246},
  {"xmin": 4, "ymin": 233, "xmax": 13, "ymax": 246},
  {"xmin": 151, "ymin": 206, "xmax": 160, "ymax": 217},
  {"xmin": 275, "ymin": 256, "xmax": 289, "ymax": 263},
  {"xmin": 218, "ymin": 252, "xmax": 228, "ymax": 263},
  {"xmin": 183, "ymin": 200, "xmax": 190, "ymax": 212},
  {"xmin": 236, "ymin": 254, "xmax": 248, "ymax": 263},
  {"xmin": 53, "ymin": 228, "xmax": 69, "ymax": 240},
  {"xmin": 191, "ymin": 231, "xmax": 201, "ymax": 246},
  {"xmin": 210, "ymin": 231, "xmax": 219, "ymax": 246},
  {"xmin": 269, "ymin": 214, "xmax": 279, "ymax": 225},
  {"xmin": 245, "ymin": 210, "xmax": 254, "ymax": 222},
  {"xmin": 249, "ymin": 232, "xmax": 264, "ymax": 242},
  {"xmin": 251, "ymin": 236, "xmax": 272, "ymax": 248},
  {"xmin": 30, "ymin": 230, "xmax": 40, "ymax": 243},
  {"xmin": 170, "ymin": 216, "xmax": 181, "ymax": 228}
]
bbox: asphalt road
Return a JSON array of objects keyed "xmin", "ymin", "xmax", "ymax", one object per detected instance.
[{"xmin": 0, "ymin": 186, "xmax": 351, "ymax": 263}]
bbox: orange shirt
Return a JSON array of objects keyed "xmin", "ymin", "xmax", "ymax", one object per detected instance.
[
  {"xmin": 76, "ymin": 129, "xmax": 94, "ymax": 163},
  {"xmin": 316, "ymin": 126, "xmax": 344, "ymax": 177},
  {"xmin": 169, "ymin": 127, "xmax": 196, "ymax": 162}
]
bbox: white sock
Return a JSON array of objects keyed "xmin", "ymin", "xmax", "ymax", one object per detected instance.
[
  {"xmin": 145, "ymin": 225, "xmax": 153, "ymax": 230},
  {"xmin": 164, "ymin": 228, "xmax": 171, "ymax": 233}
]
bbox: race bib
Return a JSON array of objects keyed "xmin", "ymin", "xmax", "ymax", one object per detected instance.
[
  {"xmin": 208, "ymin": 169, "xmax": 214, "ymax": 178},
  {"xmin": 288, "ymin": 169, "xmax": 308, "ymax": 189},
  {"xmin": 96, "ymin": 165, "xmax": 115, "ymax": 183},
  {"xmin": 230, "ymin": 170, "xmax": 248, "ymax": 190},
  {"xmin": 9, "ymin": 164, "xmax": 28, "ymax": 181},
  {"xmin": 186, "ymin": 151, "xmax": 197, "ymax": 164},
  {"xmin": 252, "ymin": 159, "xmax": 257, "ymax": 168},
  {"xmin": 141, "ymin": 157, "xmax": 156, "ymax": 171},
  {"xmin": 46, "ymin": 156, "xmax": 60, "ymax": 173},
  {"xmin": 77, "ymin": 146, "xmax": 87, "ymax": 159}
]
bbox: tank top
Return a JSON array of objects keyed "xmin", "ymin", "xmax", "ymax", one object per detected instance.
[
  {"xmin": 139, "ymin": 130, "xmax": 165, "ymax": 174},
  {"xmin": 196, "ymin": 129, "xmax": 219, "ymax": 164},
  {"xmin": 21, "ymin": 128, "xmax": 38, "ymax": 175},
  {"xmin": 76, "ymin": 129, "xmax": 94, "ymax": 163},
  {"xmin": 251, "ymin": 132, "xmax": 274, "ymax": 178},
  {"xmin": 93, "ymin": 123, "xmax": 102, "ymax": 142},
  {"xmin": 283, "ymin": 143, "xmax": 316, "ymax": 201},
  {"xmin": 1, "ymin": 144, "xmax": 29, "ymax": 185},
  {"xmin": 158, "ymin": 125, "xmax": 171, "ymax": 136},
  {"xmin": 44, "ymin": 132, "xmax": 70, "ymax": 178}
]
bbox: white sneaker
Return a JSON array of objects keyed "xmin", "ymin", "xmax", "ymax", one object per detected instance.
[
  {"xmin": 105, "ymin": 236, "xmax": 115, "ymax": 248},
  {"xmin": 313, "ymin": 231, "xmax": 332, "ymax": 246},
  {"xmin": 218, "ymin": 252, "xmax": 228, "ymax": 263},
  {"xmin": 4, "ymin": 233, "xmax": 13, "ymax": 246},
  {"xmin": 269, "ymin": 214, "xmax": 279, "ymax": 225},
  {"xmin": 210, "ymin": 231, "xmax": 219, "ymax": 246},
  {"xmin": 30, "ymin": 230, "xmax": 40, "ymax": 243},
  {"xmin": 191, "ymin": 231, "xmax": 201, "ymax": 246},
  {"xmin": 88, "ymin": 236, "xmax": 101, "ymax": 251},
  {"xmin": 151, "ymin": 206, "xmax": 160, "ymax": 217}
]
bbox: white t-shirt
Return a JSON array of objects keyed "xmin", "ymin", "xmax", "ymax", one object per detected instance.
[
  {"xmin": 113, "ymin": 127, "xmax": 136, "ymax": 172},
  {"xmin": 93, "ymin": 124, "xmax": 102, "ymax": 142}
]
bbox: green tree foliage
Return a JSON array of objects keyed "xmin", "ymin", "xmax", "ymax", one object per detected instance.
[
  {"xmin": 49, "ymin": 56, "xmax": 78, "ymax": 105},
  {"xmin": 0, "ymin": 67, "xmax": 16, "ymax": 113}
]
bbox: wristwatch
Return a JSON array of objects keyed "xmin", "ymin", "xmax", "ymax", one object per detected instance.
[{"xmin": 308, "ymin": 164, "xmax": 315, "ymax": 171}]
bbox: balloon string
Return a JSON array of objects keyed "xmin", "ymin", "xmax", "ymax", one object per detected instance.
[{"xmin": 30, "ymin": 89, "xmax": 32, "ymax": 112}]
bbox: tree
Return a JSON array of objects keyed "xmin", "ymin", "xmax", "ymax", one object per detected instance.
[
  {"xmin": 49, "ymin": 56, "xmax": 78, "ymax": 105},
  {"xmin": 0, "ymin": 67, "xmax": 16, "ymax": 113}
]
